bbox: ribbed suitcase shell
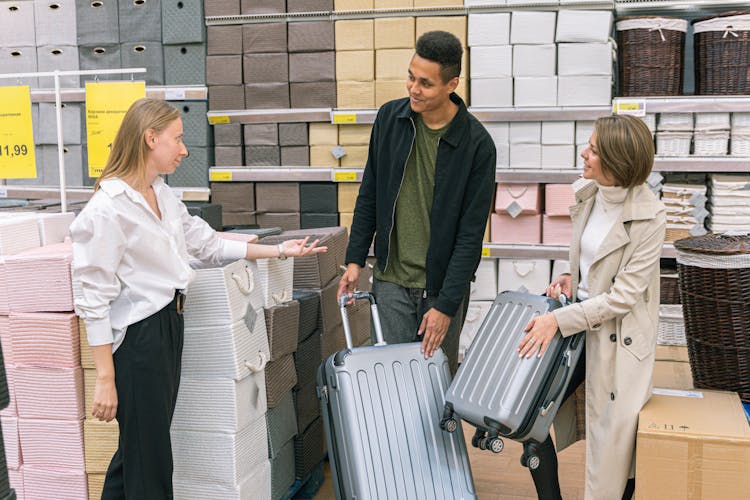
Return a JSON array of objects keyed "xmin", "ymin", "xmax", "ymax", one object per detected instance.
[{"xmin": 445, "ymin": 291, "xmax": 583, "ymax": 444}]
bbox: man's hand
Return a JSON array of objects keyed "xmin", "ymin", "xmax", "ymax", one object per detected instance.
[
  {"xmin": 337, "ymin": 263, "xmax": 362, "ymax": 304},
  {"xmin": 419, "ymin": 308, "xmax": 452, "ymax": 359}
]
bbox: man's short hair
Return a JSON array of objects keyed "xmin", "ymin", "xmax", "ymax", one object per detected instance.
[{"xmin": 415, "ymin": 31, "xmax": 462, "ymax": 83}]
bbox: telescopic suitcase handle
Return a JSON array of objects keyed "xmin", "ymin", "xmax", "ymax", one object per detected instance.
[{"xmin": 339, "ymin": 291, "xmax": 386, "ymax": 349}]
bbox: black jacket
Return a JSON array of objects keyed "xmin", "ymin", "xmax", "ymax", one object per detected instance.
[{"xmin": 345, "ymin": 94, "xmax": 496, "ymax": 316}]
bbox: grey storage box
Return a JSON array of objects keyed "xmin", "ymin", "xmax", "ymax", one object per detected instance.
[
  {"xmin": 0, "ymin": 0, "xmax": 36, "ymax": 48},
  {"xmin": 271, "ymin": 438, "xmax": 296, "ymax": 500},
  {"xmin": 292, "ymin": 291, "xmax": 320, "ymax": 342},
  {"xmin": 299, "ymin": 183, "xmax": 337, "ymax": 213},
  {"xmin": 256, "ymin": 182, "xmax": 300, "ymax": 212},
  {"xmin": 287, "ymin": 21, "xmax": 334, "ymax": 53},
  {"xmin": 243, "ymin": 53, "xmax": 289, "ymax": 84},
  {"xmin": 301, "ymin": 213, "xmax": 338, "ymax": 230},
  {"xmin": 37, "ymin": 46, "xmax": 80, "ymax": 88},
  {"xmin": 178, "ymin": 101, "xmax": 211, "ymax": 147},
  {"xmin": 76, "ymin": 0, "xmax": 119, "ymax": 45},
  {"xmin": 244, "ymin": 83, "xmax": 290, "ymax": 109},
  {"xmin": 289, "ymin": 52, "xmax": 334, "ymax": 83},
  {"xmin": 185, "ymin": 201, "xmax": 222, "ymax": 230},
  {"xmin": 290, "ymin": 82, "xmax": 335, "ymax": 108},
  {"xmin": 206, "ymin": 54, "xmax": 243, "ymax": 85},
  {"xmin": 267, "ymin": 392, "xmax": 297, "ymax": 458},
  {"xmin": 207, "ymin": 25, "xmax": 242, "ymax": 55},
  {"xmin": 222, "ymin": 211, "xmax": 256, "ymax": 227},
  {"xmin": 210, "ymin": 181, "xmax": 254, "ymax": 212},
  {"xmin": 280, "ymin": 146, "xmax": 308, "ymax": 166},
  {"xmin": 244, "ymin": 145, "xmax": 280, "ymax": 166},
  {"xmin": 257, "ymin": 212, "xmax": 301, "ymax": 231},
  {"xmin": 164, "ymin": 43, "xmax": 206, "ymax": 85},
  {"xmin": 213, "ymin": 146, "xmax": 243, "ymax": 166},
  {"xmin": 208, "ymin": 85, "xmax": 244, "ymax": 110},
  {"xmin": 118, "ymin": 0, "xmax": 161, "ymax": 42},
  {"xmin": 214, "ymin": 123, "xmax": 242, "ymax": 146},
  {"xmin": 264, "ymin": 300, "xmax": 300, "ymax": 362},
  {"xmin": 286, "ymin": 0, "xmax": 331, "ymax": 12},
  {"xmin": 266, "ymin": 354, "xmax": 298, "ymax": 409},
  {"xmin": 294, "ymin": 380, "xmax": 319, "ymax": 436},
  {"xmin": 120, "ymin": 42, "xmax": 164, "ymax": 85},
  {"xmin": 294, "ymin": 332, "xmax": 321, "ymax": 389},
  {"xmin": 162, "ymin": 0, "xmax": 204, "ymax": 44},
  {"xmin": 0, "ymin": 47, "xmax": 37, "ymax": 87},
  {"xmin": 38, "ymin": 103, "xmax": 82, "ymax": 145},
  {"xmin": 244, "ymin": 123, "xmax": 278, "ymax": 146},
  {"xmin": 34, "ymin": 0, "xmax": 77, "ymax": 46},
  {"xmin": 41, "ymin": 144, "xmax": 84, "ymax": 187},
  {"xmin": 242, "ymin": 22, "xmax": 286, "ymax": 54},
  {"xmin": 204, "ymin": 0, "xmax": 238, "ymax": 16},
  {"xmin": 294, "ymin": 415, "xmax": 325, "ymax": 479},
  {"xmin": 240, "ymin": 0, "xmax": 284, "ymax": 14},
  {"xmin": 278, "ymin": 123, "xmax": 307, "ymax": 146},
  {"xmin": 167, "ymin": 145, "xmax": 209, "ymax": 187},
  {"xmin": 79, "ymin": 44, "xmax": 121, "ymax": 82}
]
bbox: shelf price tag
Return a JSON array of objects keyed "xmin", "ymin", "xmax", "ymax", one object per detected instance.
[
  {"xmin": 613, "ymin": 99, "xmax": 646, "ymax": 117},
  {"xmin": 85, "ymin": 81, "xmax": 146, "ymax": 178},
  {"xmin": 0, "ymin": 86, "xmax": 37, "ymax": 179},
  {"xmin": 209, "ymin": 170, "xmax": 232, "ymax": 182},
  {"xmin": 332, "ymin": 112, "xmax": 357, "ymax": 125},
  {"xmin": 208, "ymin": 115, "xmax": 230, "ymax": 125},
  {"xmin": 481, "ymin": 247, "xmax": 491, "ymax": 257},
  {"xmin": 333, "ymin": 170, "xmax": 358, "ymax": 182}
]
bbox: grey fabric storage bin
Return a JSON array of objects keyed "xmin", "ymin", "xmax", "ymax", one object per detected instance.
[
  {"xmin": 294, "ymin": 400, "xmax": 324, "ymax": 472},
  {"xmin": 240, "ymin": 0, "xmax": 284, "ymax": 14},
  {"xmin": 207, "ymin": 25, "xmax": 242, "ymax": 55},
  {"xmin": 293, "ymin": 329, "xmax": 321, "ymax": 384},
  {"xmin": 164, "ymin": 43, "xmax": 206, "ymax": 85},
  {"xmin": 257, "ymin": 212, "xmax": 301, "ymax": 231},
  {"xmin": 37, "ymin": 46, "xmax": 80, "ymax": 88},
  {"xmin": 287, "ymin": 0, "xmax": 330, "ymax": 12},
  {"xmin": 222, "ymin": 211, "xmax": 256, "ymax": 227},
  {"xmin": 162, "ymin": 0, "xmax": 204, "ymax": 44},
  {"xmin": 299, "ymin": 183, "xmax": 337, "ymax": 213},
  {"xmin": 79, "ymin": 44, "xmax": 121, "ymax": 82},
  {"xmin": 32, "ymin": 103, "xmax": 39, "ymax": 144},
  {"xmin": 178, "ymin": 101, "xmax": 211, "ymax": 147},
  {"xmin": 256, "ymin": 182, "xmax": 300, "ymax": 212},
  {"xmin": 265, "ymin": 300, "xmax": 300, "ymax": 362},
  {"xmin": 244, "ymin": 145, "xmax": 280, "ymax": 166},
  {"xmin": 208, "ymin": 84, "xmax": 244, "ymax": 110},
  {"xmin": 292, "ymin": 291, "xmax": 320, "ymax": 342},
  {"xmin": 213, "ymin": 123, "xmax": 242, "ymax": 146},
  {"xmin": 214, "ymin": 145, "xmax": 243, "ymax": 166},
  {"xmin": 204, "ymin": 0, "xmax": 238, "ymax": 16},
  {"xmin": 38, "ymin": 103, "xmax": 82, "ymax": 145},
  {"xmin": 206, "ymin": 54, "xmax": 243, "ymax": 85},
  {"xmin": 243, "ymin": 123, "xmax": 278, "ymax": 146},
  {"xmin": 278, "ymin": 123, "xmax": 307, "ymax": 146},
  {"xmin": 0, "ymin": 47, "xmax": 37, "ymax": 87},
  {"xmin": 210, "ymin": 181, "xmax": 254, "ymax": 212},
  {"xmin": 34, "ymin": 0, "xmax": 77, "ymax": 46},
  {"xmin": 118, "ymin": 0, "xmax": 161, "ymax": 43},
  {"xmin": 267, "ymin": 392, "xmax": 297, "ymax": 458},
  {"xmin": 287, "ymin": 21, "xmax": 334, "ymax": 53},
  {"xmin": 271, "ymin": 438, "xmax": 296, "ymax": 500},
  {"xmin": 289, "ymin": 52, "xmax": 334, "ymax": 83},
  {"xmin": 280, "ymin": 146, "xmax": 308, "ymax": 166},
  {"xmin": 76, "ymin": 0, "xmax": 119, "ymax": 45},
  {"xmin": 244, "ymin": 83, "xmax": 290, "ymax": 109},
  {"xmin": 266, "ymin": 354, "xmax": 297, "ymax": 409},
  {"xmin": 168, "ymin": 146, "xmax": 209, "ymax": 187},
  {"xmin": 290, "ymin": 82, "xmax": 335, "ymax": 108},
  {"xmin": 301, "ymin": 213, "xmax": 339, "ymax": 229},
  {"xmin": 243, "ymin": 53, "xmax": 288, "ymax": 84},
  {"xmin": 41, "ymin": 145, "xmax": 84, "ymax": 187},
  {"xmin": 0, "ymin": 0, "xmax": 36, "ymax": 48},
  {"xmin": 185, "ymin": 201, "xmax": 222, "ymax": 230},
  {"xmin": 242, "ymin": 22, "xmax": 286, "ymax": 54},
  {"xmin": 121, "ymin": 42, "xmax": 164, "ymax": 85}
]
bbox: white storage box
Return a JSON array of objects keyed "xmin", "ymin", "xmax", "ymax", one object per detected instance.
[
  {"xmin": 497, "ymin": 259, "xmax": 551, "ymax": 295},
  {"xmin": 510, "ymin": 143, "xmax": 542, "ymax": 169},
  {"xmin": 468, "ymin": 13, "xmax": 511, "ymax": 47},
  {"xmin": 731, "ymin": 132, "xmax": 750, "ymax": 156},
  {"xmin": 657, "ymin": 113, "xmax": 693, "ymax": 132},
  {"xmin": 510, "ymin": 11, "xmax": 557, "ymax": 45},
  {"xmin": 470, "ymin": 46, "xmax": 513, "ymax": 79},
  {"xmin": 513, "ymin": 44, "xmax": 556, "ymax": 76},
  {"xmin": 693, "ymin": 130, "xmax": 729, "ymax": 156},
  {"xmin": 514, "ymin": 77, "xmax": 557, "ymax": 107},
  {"xmin": 459, "ymin": 300, "xmax": 493, "ymax": 362},
  {"xmin": 510, "ymin": 122, "xmax": 541, "ymax": 144},
  {"xmin": 542, "ymin": 144, "xmax": 576, "ymax": 169},
  {"xmin": 656, "ymin": 132, "xmax": 692, "ymax": 156},
  {"xmin": 694, "ymin": 113, "xmax": 730, "ymax": 131},
  {"xmin": 471, "ymin": 78, "xmax": 513, "ymax": 107},
  {"xmin": 496, "ymin": 142, "xmax": 510, "ymax": 168},
  {"xmin": 551, "ymin": 259, "xmax": 570, "ymax": 278},
  {"xmin": 247, "ymin": 258, "xmax": 294, "ymax": 309},
  {"xmin": 641, "ymin": 113, "xmax": 657, "ymax": 133},
  {"xmin": 542, "ymin": 121, "xmax": 575, "ymax": 144},
  {"xmin": 555, "ymin": 10, "xmax": 613, "ymax": 43},
  {"xmin": 470, "ymin": 259, "xmax": 497, "ymax": 301},
  {"xmin": 484, "ymin": 122, "xmax": 509, "ymax": 145},
  {"xmin": 575, "ymin": 121, "xmax": 595, "ymax": 144},
  {"xmin": 576, "ymin": 143, "xmax": 587, "ymax": 167},
  {"xmin": 185, "ymin": 260, "xmax": 261, "ymax": 327},
  {"xmin": 731, "ymin": 112, "xmax": 750, "ymax": 131},
  {"xmin": 557, "ymin": 42, "xmax": 612, "ymax": 76},
  {"xmin": 557, "ymin": 76, "xmax": 611, "ymax": 106}
]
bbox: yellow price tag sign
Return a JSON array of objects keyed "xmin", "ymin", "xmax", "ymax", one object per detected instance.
[
  {"xmin": 613, "ymin": 100, "xmax": 646, "ymax": 117},
  {"xmin": 332, "ymin": 113, "xmax": 357, "ymax": 124},
  {"xmin": 209, "ymin": 171, "xmax": 232, "ymax": 182},
  {"xmin": 208, "ymin": 115, "xmax": 231, "ymax": 125},
  {"xmin": 333, "ymin": 171, "xmax": 358, "ymax": 182},
  {"xmin": 85, "ymin": 81, "xmax": 146, "ymax": 178},
  {"xmin": 0, "ymin": 86, "xmax": 37, "ymax": 179},
  {"xmin": 481, "ymin": 247, "xmax": 491, "ymax": 257}
]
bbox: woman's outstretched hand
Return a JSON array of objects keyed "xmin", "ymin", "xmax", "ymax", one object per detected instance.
[{"xmin": 281, "ymin": 236, "xmax": 328, "ymax": 257}]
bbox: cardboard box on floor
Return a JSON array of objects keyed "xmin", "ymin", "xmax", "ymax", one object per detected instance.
[
  {"xmin": 636, "ymin": 389, "xmax": 750, "ymax": 499},
  {"xmin": 652, "ymin": 359, "xmax": 693, "ymax": 390}
]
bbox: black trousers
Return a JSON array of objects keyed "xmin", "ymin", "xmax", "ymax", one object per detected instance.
[{"xmin": 101, "ymin": 294, "xmax": 184, "ymax": 500}]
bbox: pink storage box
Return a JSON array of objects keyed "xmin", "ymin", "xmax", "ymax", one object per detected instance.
[
  {"xmin": 0, "ymin": 259, "xmax": 8, "ymax": 315},
  {"xmin": 23, "ymin": 466, "xmax": 87, "ymax": 500},
  {"xmin": 494, "ymin": 183, "xmax": 542, "ymax": 215},
  {"xmin": 542, "ymin": 215, "xmax": 573, "ymax": 245},
  {"xmin": 14, "ymin": 366, "xmax": 84, "ymax": 420},
  {"xmin": 10, "ymin": 312, "xmax": 80, "ymax": 368},
  {"xmin": 8, "ymin": 468, "xmax": 23, "ymax": 499},
  {"xmin": 1, "ymin": 415, "xmax": 20, "ymax": 469},
  {"xmin": 0, "ymin": 364, "xmax": 16, "ymax": 417},
  {"xmin": 491, "ymin": 213, "xmax": 542, "ymax": 244},
  {"xmin": 545, "ymin": 183, "xmax": 576, "ymax": 216},
  {"xmin": 18, "ymin": 418, "xmax": 84, "ymax": 469},
  {"xmin": 4, "ymin": 243, "xmax": 73, "ymax": 313},
  {"xmin": 0, "ymin": 315, "xmax": 12, "ymax": 365}
]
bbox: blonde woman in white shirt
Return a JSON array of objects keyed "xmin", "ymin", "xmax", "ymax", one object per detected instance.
[
  {"xmin": 71, "ymin": 98, "xmax": 326, "ymax": 499},
  {"xmin": 518, "ymin": 115, "xmax": 665, "ymax": 500}
]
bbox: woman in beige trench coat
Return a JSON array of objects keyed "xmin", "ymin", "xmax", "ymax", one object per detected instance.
[{"xmin": 519, "ymin": 115, "xmax": 666, "ymax": 500}]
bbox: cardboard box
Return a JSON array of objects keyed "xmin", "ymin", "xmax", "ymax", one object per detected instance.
[
  {"xmin": 309, "ymin": 145, "xmax": 340, "ymax": 167},
  {"xmin": 414, "ymin": 0, "xmax": 462, "ymax": 6},
  {"xmin": 339, "ymin": 125, "xmax": 372, "ymax": 146},
  {"xmin": 655, "ymin": 345, "xmax": 689, "ymax": 363},
  {"xmin": 336, "ymin": 50, "xmax": 374, "ymax": 81},
  {"xmin": 374, "ymin": 17, "xmax": 415, "ymax": 50},
  {"xmin": 334, "ymin": 20, "xmax": 374, "ymax": 51},
  {"xmin": 558, "ymin": 76, "xmax": 612, "ymax": 106},
  {"xmin": 339, "ymin": 211, "xmax": 354, "ymax": 232},
  {"xmin": 339, "ymin": 145, "xmax": 369, "ymax": 167},
  {"xmin": 470, "ymin": 78, "xmax": 512, "ymax": 107},
  {"xmin": 653, "ymin": 360, "xmax": 693, "ymax": 390},
  {"xmin": 334, "ymin": 0, "xmax": 372, "ymax": 9},
  {"xmin": 375, "ymin": 79, "xmax": 408, "ymax": 106},
  {"xmin": 514, "ymin": 77, "xmax": 557, "ymax": 107},
  {"xmin": 337, "ymin": 80, "xmax": 376, "ymax": 109},
  {"xmin": 376, "ymin": 49, "xmax": 413, "ymax": 80},
  {"xmin": 337, "ymin": 183, "xmax": 360, "ymax": 212},
  {"xmin": 468, "ymin": 13, "xmax": 510, "ymax": 47},
  {"xmin": 308, "ymin": 123, "xmax": 339, "ymax": 145},
  {"xmin": 415, "ymin": 16, "xmax": 467, "ymax": 47},
  {"xmin": 455, "ymin": 77, "xmax": 467, "ymax": 103},
  {"xmin": 558, "ymin": 42, "xmax": 613, "ymax": 76},
  {"xmin": 542, "ymin": 121, "xmax": 575, "ymax": 145},
  {"xmin": 510, "ymin": 122, "xmax": 541, "ymax": 144},
  {"xmin": 510, "ymin": 11, "xmax": 557, "ymax": 45},
  {"xmin": 470, "ymin": 46, "xmax": 513, "ymax": 79},
  {"xmin": 513, "ymin": 44, "xmax": 556, "ymax": 77},
  {"xmin": 374, "ymin": 0, "xmax": 412, "ymax": 7},
  {"xmin": 636, "ymin": 390, "xmax": 750, "ymax": 500}
]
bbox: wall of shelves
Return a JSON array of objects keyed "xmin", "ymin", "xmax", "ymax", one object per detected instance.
[
  {"xmin": 31, "ymin": 85, "xmax": 208, "ymax": 104},
  {"xmin": 482, "ymin": 243, "xmax": 677, "ymax": 259}
]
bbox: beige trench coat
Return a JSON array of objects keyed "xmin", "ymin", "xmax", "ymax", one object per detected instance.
[{"xmin": 551, "ymin": 179, "xmax": 666, "ymax": 500}]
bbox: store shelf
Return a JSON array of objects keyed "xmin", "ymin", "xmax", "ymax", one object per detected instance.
[
  {"xmin": 613, "ymin": 96, "xmax": 750, "ymax": 114},
  {"xmin": 1, "ymin": 185, "xmax": 210, "ymax": 202},
  {"xmin": 653, "ymin": 157, "xmax": 750, "ymax": 172},
  {"xmin": 483, "ymin": 243, "xmax": 677, "ymax": 259},
  {"xmin": 30, "ymin": 85, "xmax": 208, "ymax": 103},
  {"xmin": 208, "ymin": 167, "xmax": 364, "ymax": 182},
  {"xmin": 469, "ymin": 106, "xmax": 611, "ymax": 122},
  {"xmin": 207, "ymin": 108, "xmax": 331, "ymax": 125},
  {"xmin": 615, "ymin": 0, "xmax": 749, "ymax": 13},
  {"xmin": 496, "ymin": 169, "xmax": 582, "ymax": 183}
]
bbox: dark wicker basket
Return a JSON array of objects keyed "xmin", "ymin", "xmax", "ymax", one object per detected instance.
[
  {"xmin": 660, "ymin": 273, "xmax": 681, "ymax": 304},
  {"xmin": 675, "ymin": 234, "xmax": 750, "ymax": 403},
  {"xmin": 616, "ymin": 16, "xmax": 686, "ymax": 96},
  {"xmin": 693, "ymin": 11, "xmax": 750, "ymax": 95}
]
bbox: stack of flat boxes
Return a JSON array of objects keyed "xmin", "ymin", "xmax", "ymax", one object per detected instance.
[
  {"xmin": 335, "ymin": 19, "xmax": 375, "ymax": 109},
  {"xmin": 309, "ymin": 123, "xmax": 340, "ymax": 167},
  {"xmin": 210, "ymin": 181, "xmax": 256, "ymax": 227},
  {"xmin": 243, "ymin": 22, "xmax": 290, "ymax": 109},
  {"xmin": 167, "ymin": 100, "xmax": 214, "ymax": 187},
  {"xmin": 205, "ymin": 21, "xmax": 243, "ymax": 110},
  {"xmin": 491, "ymin": 181, "xmax": 542, "ymax": 245},
  {"xmin": 255, "ymin": 182, "xmax": 301, "ymax": 231},
  {"xmin": 244, "ymin": 124, "xmax": 282, "ymax": 167},
  {"xmin": 338, "ymin": 183, "xmax": 359, "ymax": 232},
  {"xmin": 299, "ymin": 183, "xmax": 339, "ymax": 229},
  {"xmin": 542, "ymin": 182, "xmax": 575, "ymax": 245},
  {"xmin": 162, "ymin": 0, "xmax": 206, "ymax": 87},
  {"xmin": 288, "ymin": 21, "xmax": 336, "ymax": 108},
  {"xmin": 118, "ymin": 0, "xmax": 164, "ymax": 85}
]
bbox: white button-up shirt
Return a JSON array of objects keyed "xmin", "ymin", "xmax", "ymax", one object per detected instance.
[{"xmin": 71, "ymin": 177, "xmax": 247, "ymax": 351}]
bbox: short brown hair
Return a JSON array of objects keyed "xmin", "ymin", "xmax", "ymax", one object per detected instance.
[{"xmin": 594, "ymin": 115, "xmax": 654, "ymax": 188}]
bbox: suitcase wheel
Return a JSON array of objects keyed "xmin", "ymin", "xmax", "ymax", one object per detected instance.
[
  {"xmin": 440, "ymin": 417, "xmax": 458, "ymax": 433},
  {"xmin": 521, "ymin": 442, "xmax": 541, "ymax": 470},
  {"xmin": 487, "ymin": 437, "xmax": 504, "ymax": 454},
  {"xmin": 471, "ymin": 428, "xmax": 485, "ymax": 448},
  {"xmin": 528, "ymin": 455, "xmax": 540, "ymax": 470}
]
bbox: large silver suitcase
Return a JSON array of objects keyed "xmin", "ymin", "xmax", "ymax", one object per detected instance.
[
  {"xmin": 441, "ymin": 291, "xmax": 584, "ymax": 470},
  {"xmin": 317, "ymin": 291, "xmax": 476, "ymax": 500}
]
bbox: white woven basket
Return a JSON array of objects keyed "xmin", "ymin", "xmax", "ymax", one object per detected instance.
[
  {"xmin": 730, "ymin": 133, "xmax": 750, "ymax": 156},
  {"xmin": 657, "ymin": 304, "xmax": 687, "ymax": 346},
  {"xmin": 694, "ymin": 112, "xmax": 730, "ymax": 131},
  {"xmin": 657, "ymin": 113, "xmax": 694, "ymax": 132},
  {"xmin": 731, "ymin": 112, "xmax": 750, "ymax": 131},
  {"xmin": 656, "ymin": 131, "xmax": 692, "ymax": 156},
  {"xmin": 693, "ymin": 130, "xmax": 729, "ymax": 156}
]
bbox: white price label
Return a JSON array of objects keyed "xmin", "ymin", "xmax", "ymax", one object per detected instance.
[
  {"xmin": 165, "ymin": 88, "xmax": 186, "ymax": 101},
  {"xmin": 0, "ymin": 186, "xmax": 7, "ymax": 198}
]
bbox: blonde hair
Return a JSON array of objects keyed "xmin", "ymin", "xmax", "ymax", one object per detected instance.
[
  {"xmin": 594, "ymin": 115, "xmax": 655, "ymax": 188},
  {"xmin": 95, "ymin": 98, "xmax": 180, "ymax": 190}
]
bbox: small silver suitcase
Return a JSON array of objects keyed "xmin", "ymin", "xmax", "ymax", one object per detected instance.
[
  {"xmin": 441, "ymin": 291, "xmax": 584, "ymax": 470},
  {"xmin": 318, "ymin": 291, "xmax": 476, "ymax": 500}
]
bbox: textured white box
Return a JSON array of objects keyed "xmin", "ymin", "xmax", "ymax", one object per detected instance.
[
  {"xmin": 513, "ymin": 44, "xmax": 556, "ymax": 76},
  {"xmin": 542, "ymin": 121, "xmax": 575, "ymax": 144},
  {"xmin": 510, "ymin": 11, "xmax": 556, "ymax": 45},
  {"xmin": 470, "ymin": 78, "xmax": 513, "ymax": 107},
  {"xmin": 470, "ymin": 46, "xmax": 512, "ymax": 78},
  {"xmin": 558, "ymin": 76, "xmax": 611, "ymax": 106},
  {"xmin": 485, "ymin": 122, "xmax": 509, "ymax": 144},
  {"xmin": 468, "ymin": 13, "xmax": 511, "ymax": 47},
  {"xmin": 576, "ymin": 143, "xmax": 587, "ymax": 167},
  {"xmin": 575, "ymin": 121, "xmax": 595, "ymax": 143},
  {"xmin": 556, "ymin": 10, "xmax": 613, "ymax": 43},
  {"xmin": 514, "ymin": 77, "xmax": 557, "ymax": 107},
  {"xmin": 498, "ymin": 259, "xmax": 551, "ymax": 295},
  {"xmin": 496, "ymin": 142, "xmax": 510, "ymax": 168},
  {"xmin": 510, "ymin": 122, "xmax": 541, "ymax": 144},
  {"xmin": 558, "ymin": 43, "xmax": 612, "ymax": 76},
  {"xmin": 542, "ymin": 144, "xmax": 576, "ymax": 169},
  {"xmin": 470, "ymin": 259, "xmax": 498, "ymax": 301},
  {"xmin": 510, "ymin": 143, "xmax": 541, "ymax": 169}
]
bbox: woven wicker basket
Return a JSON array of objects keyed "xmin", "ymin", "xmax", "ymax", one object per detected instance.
[
  {"xmin": 660, "ymin": 273, "xmax": 681, "ymax": 304},
  {"xmin": 693, "ymin": 11, "xmax": 750, "ymax": 95},
  {"xmin": 657, "ymin": 304, "xmax": 687, "ymax": 345},
  {"xmin": 656, "ymin": 131, "xmax": 692, "ymax": 156},
  {"xmin": 616, "ymin": 16, "xmax": 687, "ymax": 96},
  {"xmin": 693, "ymin": 130, "xmax": 730, "ymax": 156},
  {"xmin": 731, "ymin": 133, "xmax": 750, "ymax": 155}
]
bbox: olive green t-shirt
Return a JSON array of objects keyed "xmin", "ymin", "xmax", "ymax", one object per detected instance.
[{"xmin": 374, "ymin": 114, "xmax": 452, "ymax": 288}]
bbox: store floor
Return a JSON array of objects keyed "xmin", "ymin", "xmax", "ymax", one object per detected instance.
[{"xmin": 309, "ymin": 426, "xmax": 586, "ymax": 499}]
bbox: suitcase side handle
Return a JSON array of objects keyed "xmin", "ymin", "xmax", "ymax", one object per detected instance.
[
  {"xmin": 339, "ymin": 291, "xmax": 386, "ymax": 349},
  {"xmin": 539, "ymin": 343, "xmax": 572, "ymax": 417}
]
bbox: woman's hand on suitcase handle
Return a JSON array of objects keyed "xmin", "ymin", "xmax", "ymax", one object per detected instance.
[
  {"xmin": 546, "ymin": 274, "xmax": 572, "ymax": 299},
  {"xmin": 337, "ymin": 263, "xmax": 361, "ymax": 305},
  {"xmin": 419, "ymin": 308, "xmax": 451, "ymax": 359},
  {"xmin": 519, "ymin": 313, "xmax": 559, "ymax": 359}
]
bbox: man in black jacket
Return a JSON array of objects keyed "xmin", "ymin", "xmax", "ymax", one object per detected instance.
[{"xmin": 337, "ymin": 30, "xmax": 496, "ymax": 374}]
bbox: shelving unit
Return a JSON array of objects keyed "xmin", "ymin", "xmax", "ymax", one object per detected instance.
[
  {"xmin": 613, "ymin": 96, "xmax": 750, "ymax": 114},
  {"xmin": 483, "ymin": 243, "xmax": 677, "ymax": 259},
  {"xmin": 615, "ymin": 0, "xmax": 750, "ymax": 14},
  {"xmin": 1, "ymin": 186, "xmax": 211, "ymax": 203},
  {"xmin": 208, "ymin": 167, "xmax": 363, "ymax": 183},
  {"xmin": 30, "ymin": 85, "xmax": 208, "ymax": 104}
]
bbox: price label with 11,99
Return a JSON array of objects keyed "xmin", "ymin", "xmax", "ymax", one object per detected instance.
[{"xmin": 0, "ymin": 86, "xmax": 37, "ymax": 179}]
